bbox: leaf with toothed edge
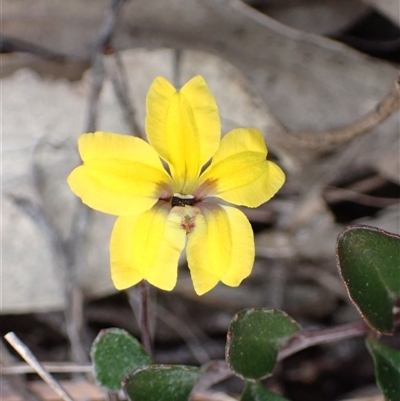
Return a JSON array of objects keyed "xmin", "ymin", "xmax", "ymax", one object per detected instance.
[
  {"xmin": 91, "ymin": 328, "xmax": 153, "ymax": 391},
  {"xmin": 226, "ymin": 308, "xmax": 301, "ymax": 381},
  {"xmin": 337, "ymin": 225, "xmax": 400, "ymax": 334}
]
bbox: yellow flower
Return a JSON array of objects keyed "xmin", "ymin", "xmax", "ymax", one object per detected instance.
[{"xmin": 67, "ymin": 76, "xmax": 285, "ymax": 295}]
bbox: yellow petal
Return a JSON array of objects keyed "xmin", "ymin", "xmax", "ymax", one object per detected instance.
[
  {"xmin": 110, "ymin": 201, "xmax": 187, "ymax": 291},
  {"xmin": 67, "ymin": 132, "xmax": 172, "ymax": 216},
  {"xmin": 145, "ymin": 76, "xmax": 221, "ymax": 193},
  {"xmin": 195, "ymin": 128, "xmax": 285, "ymax": 207},
  {"xmin": 186, "ymin": 203, "xmax": 254, "ymax": 295}
]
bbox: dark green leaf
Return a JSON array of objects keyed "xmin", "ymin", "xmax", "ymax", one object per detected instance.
[
  {"xmin": 241, "ymin": 382, "xmax": 291, "ymax": 401},
  {"xmin": 337, "ymin": 225, "xmax": 400, "ymax": 333},
  {"xmin": 91, "ymin": 328, "xmax": 153, "ymax": 391},
  {"xmin": 367, "ymin": 337, "xmax": 400, "ymax": 401},
  {"xmin": 226, "ymin": 308, "xmax": 301, "ymax": 380},
  {"xmin": 123, "ymin": 365, "xmax": 201, "ymax": 401}
]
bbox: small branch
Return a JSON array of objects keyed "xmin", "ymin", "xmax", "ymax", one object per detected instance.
[
  {"xmin": 127, "ymin": 286, "xmax": 210, "ymax": 363},
  {"xmin": 323, "ymin": 174, "xmax": 399, "ymax": 207},
  {"xmin": 0, "ymin": 37, "xmax": 78, "ymax": 62},
  {"xmin": 173, "ymin": 48, "xmax": 182, "ymax": 88},
  {"xmin": 299, "ymin": 265, "xmax": 348, "ymax": 301},
  {"xmin": 9, "ymin": 195, "xmax": 67, "ymax": 259},
  {"xmin": 0, "ymin": 339, "xmax": 42, "ymax": 401},
  {"xmin": 76, "ymin": 5, "xmax": 128, "ymax": 361},
  {"xmin": 4, "ymin": 333, "xmax": 75, "ymax": 401},
  {"xmin": 138, "ymin": 281, "xmax": 154, "ymax": 357},
  {"xmin": 189, "ymin": 361, "xmax": 233, "ymax": 401},
  {"xmin": 105, "ymin": 51, "xmax": 144, "ymax": 138},
  {"xmin": 292, "ymin": 76, "xmax": 400, "ymax": 152},
  {"xmin": 63, "ymin": 284, "xmax": 89, "ymax": 364},
  {"xmin": 86, "ymin": 0, "xmax": 126, "ymax": 132},
  {"xmin": 156, "ymin": 301, "xmax": 210, "ymax": 364},
  {"xmin": 1, "ymin": 362, "xmax": 92, "ymax": 375},
  {"xmin": 62, "ymin": 0, "xmax": 127, "ymax": 364},
  {"xmin": 324, "ymin": 186, "xmax": 399, "ymax": 208},
  {"xmin": 10, "ymin": 194, "xmax": 89, "ymax": 364},
  {"xmin": 325, "ymin": 174, "xmax": 391, "ymax": 197}
]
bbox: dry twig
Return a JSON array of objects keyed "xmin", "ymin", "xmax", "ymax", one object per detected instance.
[
  {"xmin": 63, "ymin": 0, "xmax": 128, "ymax": 365},
  {"xmin": 189, "ymin": 361, "xmax": 233, "ymax": 401},
  {"xmin": 157, "ymin": 301, "xmax": 211, "ymax": 364},
  {"xmin": 4, "ymin": 333, "xmax": 75, "ymax": 401},
  {"xmin": 0, "ymin": 339, "xmax": 42, "ymax": 401},
  {"xmin": 7, "ymin": 193, "xmax": 88, "ymax": 364},
  {"xmin": 1, "ymin": 362, "xmax": 92, "ymax": 375},
  {"xmin": 292, "ymin": 76, "xmax": 400, "ymax": 153},
  {"xmin": 105, "ymin": 51, "xmax": 144, "ymax": 138},
  {"xmin": 86, "ymin": 0, "xmax": 127, "ymax": 132}
]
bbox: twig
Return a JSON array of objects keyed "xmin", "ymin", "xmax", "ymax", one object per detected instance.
[
  {"xmin": 4, "ymin": 333, "xmax": 75, "ymax": 401},
  {"xmin": 9, "ymin": 193, "xmax": 88, "ymax": 364},
  {"xmin": 31, "ymin": 139, "xmax": 89, "ymax": 364},
  {"xmin": 189, "ymin": 361, "xmax": 233, "ymax": 401},
  {"xmin": 0, "ymin": 37, "xmax": 72, "ymax": 62},
  {"xmin": 292, "ymin": 76, "xmax": 400, "ymax": 152},
  {"xmin": 299, "ymin": 265, "xmax": 348, "ymax": 301},
  {"xmin": 0, "ymin": 339, "xmax": 42, "ymax": 401},
  {"xmin": 173, "ymin": 48, "xmax": 182, "ymax": 88},
  {"xmin": 63, "ymin": 283, "xmax": 89, "ymax": 364},
  {"xmin": 86, "ymin": 53, "xmax": 104, "ymax": 132},
  {"xmin": 157, "ymin": 301, "xmax": 211, "ymax": 364},
  {"xmin": 68, "ymin": 1, "xmax": 127, "ymax": 362},
  {"xmin": 324, "ymin": 186, "xmax": 399, "ymax": 208},
  {"xmin": 1, "ymin": 362, "xmax": 93, "ymax": 375},
  {"xmin": 127, "ymin": 286, "xmax": 210, "ymax": 363},
  {"xmin": 138, "ymin": 280, "xmax": 154, "ymax": 357},
  {"xmin": 266, "ymin": 262, "xmax": 287, "ymax": 309},
  {"xmin": 9, "ymin": 195, "xmax": 67, "ymax": 261},
  {"xmin": 86, "ymin": 0, "xmax": 126, "ymax": 132},
  {"xmin": 61, "ymin": 0, "xmax": 128, "ymax": 365},
  {"xmin": 105, "ymin": 51, "xmax": 144, "ymax": 137},
  {"xmin": 342, "ymin": 174, "xmax": 390, "ymax": 193}
]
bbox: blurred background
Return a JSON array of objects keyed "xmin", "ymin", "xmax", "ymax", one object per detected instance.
[{"xmin": 2, "ymin": 1, "xmax": 399, "ymax": 400}]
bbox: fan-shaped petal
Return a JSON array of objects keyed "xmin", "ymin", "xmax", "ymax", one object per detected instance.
[
  {"xmin": 110, "ymin": 201, "xmax": 186, "ymax": 291},
  {"xmin": 145, "ymin": 76, "xmax": 221, "ymax": 194},
  {"xmin": 67, "ymin": 132, "xmax": 172, "ymax": 216},
  {"xmin": 186, "ymin": 203, "xmax": 254, "ymax": 295},
  {"xmin": 195, "ymin": 128, "xmax": 285, "ymax": 207}
]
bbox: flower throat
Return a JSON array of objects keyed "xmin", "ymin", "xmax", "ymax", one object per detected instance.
[{"xmin": 171, "ymin": 194, "xmax": 196, "ymax": 207}]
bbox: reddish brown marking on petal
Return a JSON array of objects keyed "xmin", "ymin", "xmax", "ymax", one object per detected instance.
[
  {"xmin": 193, "ymin": 178, "xmax": 218, "ymax": 199},
  {"xmin": 181, "ymin": 214, "xmax": 197, "ymax": 234},
  {"xmin": 157, "ymin": 181, "xmax": 173, "ymax": 200}
]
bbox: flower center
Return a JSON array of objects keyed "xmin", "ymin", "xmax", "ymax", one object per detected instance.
[
  {"xmin": 171, "ymin": 193, "xmax": 196, "ymax": 207},
  {"xmin": 181, "ymin": 214, "xmax": 196, "ymax": 233}
]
